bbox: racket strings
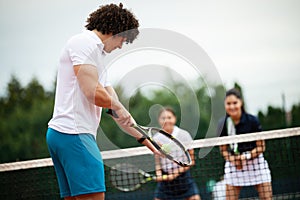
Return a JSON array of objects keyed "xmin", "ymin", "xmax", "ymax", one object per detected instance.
[
  {"xmin": 152, "ymin": 131, "xmax": 191, "ymax": 165},
  {"xmin": 110, "ymin": 163, "xmax": 144, "ymax": 191}
]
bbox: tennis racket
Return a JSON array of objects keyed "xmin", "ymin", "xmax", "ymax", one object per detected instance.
[
  {"xmin": 106, "ymin": 109, "xmax": 192, "ymax": 167},
  {"xmin": 110, "ymin": 163, "xmax": 155, "ymax": 192}
]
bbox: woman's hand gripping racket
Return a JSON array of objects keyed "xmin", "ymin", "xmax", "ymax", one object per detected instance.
[
  {"xmin": 106, "ymin": 109, "xmax": 192, "ymax": 167},
  {"xmin": 110, "ymin": 163, "xmax": 156, "ymax": 192}
]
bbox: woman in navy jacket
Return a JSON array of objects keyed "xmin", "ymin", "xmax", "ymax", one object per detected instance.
[{"xmin": 218, "ymin": 88, "xmax": 272, "ymax": 200}]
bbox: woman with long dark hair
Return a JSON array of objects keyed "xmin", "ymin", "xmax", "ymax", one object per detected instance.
[{"xmin": 218, "ymin": 88, "xmax": 272, "ymax": 200}]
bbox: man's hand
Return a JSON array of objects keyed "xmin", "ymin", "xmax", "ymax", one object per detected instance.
[{"xmin": 112, "ymin": 104, "xmax": 135, "ymax": 127}]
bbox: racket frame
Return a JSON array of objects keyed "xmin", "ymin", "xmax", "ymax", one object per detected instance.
[
  {"xmin": 110, "ymin": 163, "xmax": 155, "ymax": 192},
  {"xmin": 106, "ymin": 109, "xmax": 192, "ymax": 167}
]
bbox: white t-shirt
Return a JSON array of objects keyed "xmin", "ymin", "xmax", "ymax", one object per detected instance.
[
  {"xmin": 48, "ymin": 30, "xmax": 110, "ymax": 138},
  {"xmin": 154, "ymin": 126, "xmax": 193, "ymax": 173}
]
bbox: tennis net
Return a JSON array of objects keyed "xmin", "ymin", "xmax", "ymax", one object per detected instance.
[{"xmin": 0, "ymin": 127, "xmax": 299, "ymax": 199}]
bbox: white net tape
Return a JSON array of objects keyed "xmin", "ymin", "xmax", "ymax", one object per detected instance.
[{"xmin": 0, "ymin": 127, "xmax": 299, "ymax": 172}]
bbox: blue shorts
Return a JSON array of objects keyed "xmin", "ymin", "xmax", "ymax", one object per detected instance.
[{"xmin": 46, "ymin": 128, "xmax": 105, "ymax": 198}]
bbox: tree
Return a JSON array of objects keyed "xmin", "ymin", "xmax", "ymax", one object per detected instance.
[
  {"xmin": 0, "ymin": 75, "xmax": 54, "ymax": 163},
  {"xmin": 291, "ymin": 103, "xmax": 300, "ymax": 127},
  {"xmin": 258, "ymin": 106, "xmax": 286, "ymax": 130},
  {"xmin": 2, "ymin": 75, "xmax": 25, "ymax": 114},
  {"xmin": 1, "ymin": 74, "xmax": 298, "ymax": 163}
]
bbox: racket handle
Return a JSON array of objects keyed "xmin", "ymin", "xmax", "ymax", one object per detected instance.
[
  {"xmin": 106, "ymin": 109, "xmax": 118, "ymax": 118},
  {"xmin": 107, "ymin": 112, "xmax": 157, "ymax": 148},
  {"xmin": 106, "ymin": 109, "xmax": 137, "ymax": 128}
]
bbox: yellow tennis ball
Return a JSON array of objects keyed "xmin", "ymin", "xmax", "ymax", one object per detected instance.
[{"xmin": 161, "ymin": 144, "xmax": 171, "ymax": 154}]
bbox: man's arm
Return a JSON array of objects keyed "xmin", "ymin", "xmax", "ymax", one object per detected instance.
[
  {"xmin": 74, "ymin": 64, "xmax": 132, "ymax": 126},
  {"xmin": 105, "ymin": 86, "xmax": 162, "ymax": 155}
]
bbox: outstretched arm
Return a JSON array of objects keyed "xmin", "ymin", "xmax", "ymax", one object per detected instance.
[
  {"xmin": 154, "ymin": 154, "xmax": 166, "ymax": 182},
  {"xmin": 167, "ymin": 149, "xmax": 195, "ymax": 179},
  {"xmin": 74, "ymin": 64, "xmax": 133, "ymax": 126},
  {"xmin": 104, "ymin": 86, "xmax": 161, "ymax": 156},
  {"xmin": 155, "ymin": 149, "xmax": 195, "ymax": 182}
]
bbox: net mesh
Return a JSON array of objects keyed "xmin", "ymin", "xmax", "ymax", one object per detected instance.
[
  {"xmin": 110, "ymin": 163, "xmax": 150, "ymax": 192},
  {"xmin": 0, "ymin": 127, "xmax": 299, "ymax": 200}
]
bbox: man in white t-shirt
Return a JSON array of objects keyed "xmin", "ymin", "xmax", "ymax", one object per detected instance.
[{"xmin": 46, "ymin": 3, "xmax": 159, "ymax": 200}]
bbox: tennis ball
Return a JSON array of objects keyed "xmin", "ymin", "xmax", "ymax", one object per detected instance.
[{"xmin": 161, "ymin": 144, "xmax": 172, "ymax": 154}]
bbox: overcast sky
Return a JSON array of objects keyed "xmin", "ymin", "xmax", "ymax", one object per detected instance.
[{"xmin": 1, "ymin": 0, "xmax": 299, "ymax": 114}]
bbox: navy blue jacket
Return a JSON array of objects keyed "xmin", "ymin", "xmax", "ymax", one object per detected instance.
[{"xmin": 217, "ymin": 112, "xmax": 262, "ymax": 154}]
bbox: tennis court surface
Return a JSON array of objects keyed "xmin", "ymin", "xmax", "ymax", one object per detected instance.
[{"xmin": 0, "ymin": 127, "xmax": 299, "ymax": 199}]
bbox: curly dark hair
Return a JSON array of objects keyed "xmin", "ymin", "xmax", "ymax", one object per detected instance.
[{"xmin": 85, "ymin": 3, "xmax": 139, "ymax": 43}]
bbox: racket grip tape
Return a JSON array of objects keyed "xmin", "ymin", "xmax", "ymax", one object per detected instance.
[
  {"xmin": 106, "ymin": 109, "xmax": 149, "ymax": 145},
  {"xmin": 106, "ymin": 109, "xmax": 118, "ymax": 118}
]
